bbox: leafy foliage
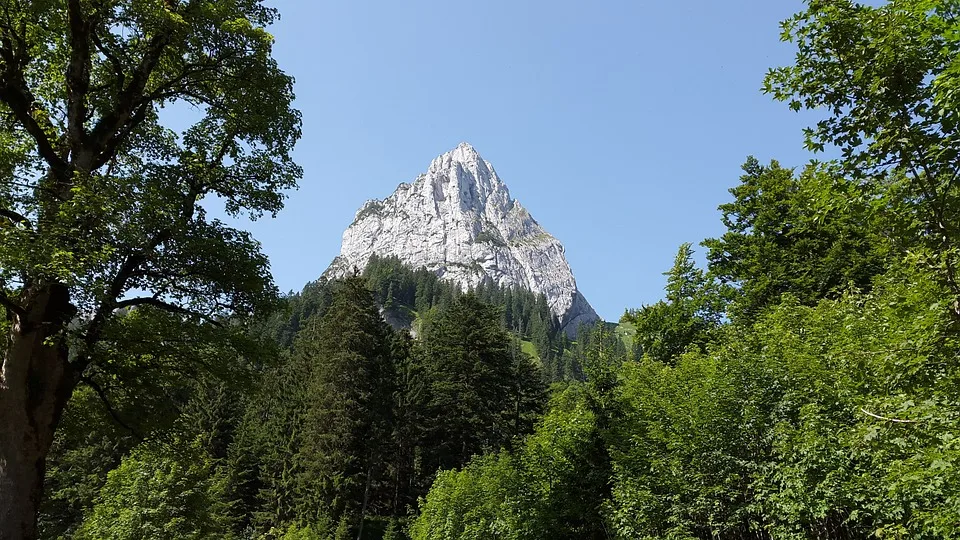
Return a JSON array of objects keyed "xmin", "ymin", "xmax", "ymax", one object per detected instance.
[
  {"xmin": 623, "ymin": 243, "xmax": 726, "ymax": 363},
  {"xmin": 703, "ymin": 158, "xmax": 887, "ymax": 321},
  {"xmin": 38, "ymin": 388, "xmax": 138, "ymax": 539},
  {"xmin": 75, "ymin": 441, "xmax": 232, "ymax": 540},
  {"xmin": 0, "ymin": 0, "xmax": 302, "ymax": 534},
  {"xmin": 410, "ymin": 386, "xmax": 608, "ymax": 540},
  {"xmin": 31, "ymin": 2, "xmax": 960, "ymax": 540},
  {"xmin": 411, "ymin": 4, "xmax": 960, "ymax": 537},
  {"xmin": 764, "ymin": 0, "xmax": 960, "ymax": 307}
]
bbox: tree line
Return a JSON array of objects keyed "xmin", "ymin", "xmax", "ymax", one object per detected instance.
[
  {"xmin": 360, "ymin": 253, "xmax": 602, "ymax": 383},
  {"xmin": 410, "ymin": 1, "xmax": 960, "ymax": 537},
  {"xmin": 38, "ymin": 273, "xmax": 547, "ymax": 539}
]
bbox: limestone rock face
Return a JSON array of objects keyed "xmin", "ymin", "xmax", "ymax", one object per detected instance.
[{"xmin": 325, "ymin": 142, "xmax": 600, "ymax": 334}]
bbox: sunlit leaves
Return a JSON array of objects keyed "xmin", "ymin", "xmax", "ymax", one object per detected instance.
[
  {"xmin": 764, "ymin": 0, "xmax": 960, "ymax": 303},
  {"xmin": 75, "ymin": 441, "xmax": 233, "ymax": 540}
]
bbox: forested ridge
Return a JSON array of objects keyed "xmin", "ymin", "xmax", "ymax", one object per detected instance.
[{"xmin": 3, "ymin": 0, "xmax": 960, "ymax": 539}]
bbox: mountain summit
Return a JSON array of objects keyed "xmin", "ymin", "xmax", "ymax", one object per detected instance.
[{"xmin": 325, "ymin": 143, "xmax": 599, "ymax": 334}]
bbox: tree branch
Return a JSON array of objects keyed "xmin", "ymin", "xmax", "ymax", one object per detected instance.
[
  {"xmin": 80, "ymin": 375, "xmax": 142, "ymax": 437},
  {"xmin": 0, "ymin": 10, "xmax": 64, "ymax": 175},
  {"xmin": 0, "ymin": 288, "xmax": 26, "ymax": 318},
  {"xmin": 0, "ymin": 80, "xmax": 69, "ymax": 176},
  {"xmin": 88, "ymin": 33, "xmax": 169, "ymax": 165},
  {"xmin": 114, "ymin": 296, "xmax": 222, "ymax": 326},
  {"xmin": 91, "ymin": 99, "xmax": 150, "ymax": 171},
  {"xmin": 0, "ymin": 207, "xmax": 30, "ymax": 227},
  {"xmin": 859, "ymin": 407, "xmax": 920, "ymax": 424},
  {"xmin": 82, "ymin": 175, "xmax": 203, "ymax": 358},
  {"xmin": 90, "ymin": 28, "xmax": 125, "ymax": 93},
  {"xmin": 66, "ymin": 0, "xmax": 92, "ymax": 164}
]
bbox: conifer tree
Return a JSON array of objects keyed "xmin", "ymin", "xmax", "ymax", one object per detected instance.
[
  {"xmin": 625, "ymin": 244, "xmax": 725, "ymax": 364},
  {"xmin": 296, "ymin": 276, "xmax": 396, "ymax": 524},
  {"xmin": 416, "ymin": 294, "xmax": 543, "ymax": 475},
  {"xmin": 703, "ymin": 159, "xmax": 884, "ymax": 321}
]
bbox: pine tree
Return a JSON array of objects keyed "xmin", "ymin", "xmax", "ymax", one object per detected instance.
[
  {"xmin": 384, "ymin": 281, "xmax": 396, "ymax": 309},
  {"xmin": 387, "ymin": 332, "xmax": 423, "ymax": 513},
  {"xmin": 416, "ymin": 294, "xmax": 542, "ymax": 475},
  {"xmin": 507, "ymin": 340, "xmax": 547, "ymax": 441},
  {"xmin": 531, "ymin": 314, "xmax": 552, "ymax": 365},
  {"xmin": 503, "ymin": 288, "xmax": 514, "ymax": 330},
  {"xmin": 625, "ymin": 244, "xmax": 725, "ymax": 364},
  {"xmin": 296, "ymin": 276, "xmax": 396, "ymax": 523},
  {"xmin": 232, "ymin": 349, "xmax": 314, "ymax": 531}
]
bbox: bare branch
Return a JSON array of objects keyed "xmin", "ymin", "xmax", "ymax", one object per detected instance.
[
  {"xmin": 859, "ymin": 407, "xmax": 920, "ymax": 424},
  {"xmin": 80, "ymin": 375, "xmax": 142, "ymax": 437}
]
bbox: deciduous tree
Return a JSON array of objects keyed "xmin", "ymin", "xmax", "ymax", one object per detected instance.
[
  {"xmin": 0, "ymin": 1, "xmax": 300, "ymax": 537},
  {"xmin": 764, "ymin": 0, "xmax": 960, "ymax": 312}
]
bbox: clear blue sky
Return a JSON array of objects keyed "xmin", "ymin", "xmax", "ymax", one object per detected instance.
[{"xmin": 232, "ymin": 0, "xmax": 828, "ymax": 321}]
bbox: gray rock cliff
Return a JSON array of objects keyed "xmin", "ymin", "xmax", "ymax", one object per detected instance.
[{"xmin": 324, "ymin": 142, "xmax": 600, "ymax": 335}]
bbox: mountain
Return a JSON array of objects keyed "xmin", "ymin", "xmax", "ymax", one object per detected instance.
[{"xmin": 324, "ymin": 142, "xmax": 600, "ymax": 334}]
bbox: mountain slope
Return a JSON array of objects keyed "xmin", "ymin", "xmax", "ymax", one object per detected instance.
[{"xmin": 325, "ymin": 142, "xmax": 599, "ymax": 334}]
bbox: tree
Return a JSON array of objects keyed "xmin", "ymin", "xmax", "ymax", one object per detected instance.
[
  {"xmin": 410, "ymin": 385, "xmax": 613, "ymax": 540},
  {"xmin": 764, "ymin": 0, "xmax": 960, "ymax": 313},
  {"xmin": 38, "ymin": 386, "xmax": 138, "ymax": 539},
  {"xmin": 223, "ymin": 279, "xmax": 393, "ymax": 535},
  {"xmin": 416, "ymin": 294, "xmax": 544, "ymax": 477},
  {"xmin": 230, "ymin": 348, "xmax": 312, "ymax": 532},
  {"xmin": 0, "ymin": 2, "xmax": 301, "ymax": 537},
  {"xmin": 385, "ymin": 331, "xmax": 424, "ymax": 514},
  {"xmin": 296, "ymin": 276, "xmax": 396, "ymax": 527},
  {"xmin": 74, "ymin": 442, "xmax": 232, "ymax": 540},
  {"xmin": 703, "ymin": 158, "xmax": 885, "ymax": 321},
  {"xmin": 624, "ymin": 244, "xmax": 725, "ymax": 364}
]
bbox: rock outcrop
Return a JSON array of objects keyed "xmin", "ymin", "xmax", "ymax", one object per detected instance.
[{"xmin": 325, "ymin": 142, "xmax": 599, "ymax": 334}]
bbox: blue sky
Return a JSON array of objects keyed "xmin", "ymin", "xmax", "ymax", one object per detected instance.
[{"xmin": 232, "ymin": 0, "xmax": 828, "ymax": 321}]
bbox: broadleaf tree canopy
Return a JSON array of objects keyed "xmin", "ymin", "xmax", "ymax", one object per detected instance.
[{"xmin": 0, "ymin": 1, "xmax": 301, "ymax": 537}]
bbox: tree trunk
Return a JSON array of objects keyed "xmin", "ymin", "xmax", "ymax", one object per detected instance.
[
  {"xmin": 0, "ymin": 285, "xmax": 77, "ymax": 540},
  {"xmin": 356, "ymin": 467, "xmax": 373, "ymax": 540}
]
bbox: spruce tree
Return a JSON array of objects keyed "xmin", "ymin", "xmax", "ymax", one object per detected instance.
[
  {"xmin": 625, "ymin": 244, "xmax": 725, "ymax": 364},
  {"xmin": 295, "ymin": 276, "xmax": 396, "ymax": 524},
  {"xmin": 416, "ymin": 294, "xmax": 544, "ymax": 476}
]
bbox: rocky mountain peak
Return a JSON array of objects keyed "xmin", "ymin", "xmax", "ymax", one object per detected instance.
[
  {"xmin": 325, "ymin": 143, "xmax": 600, "ymax": 335},
  {"xmin": 423, "ymin": 142, "xmax": 509, "ymax": 215}
]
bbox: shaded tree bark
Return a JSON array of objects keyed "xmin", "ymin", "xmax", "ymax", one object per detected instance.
[{"xmin": 0, "ymin": 285, "xmax": 77, "ymax": 540}]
